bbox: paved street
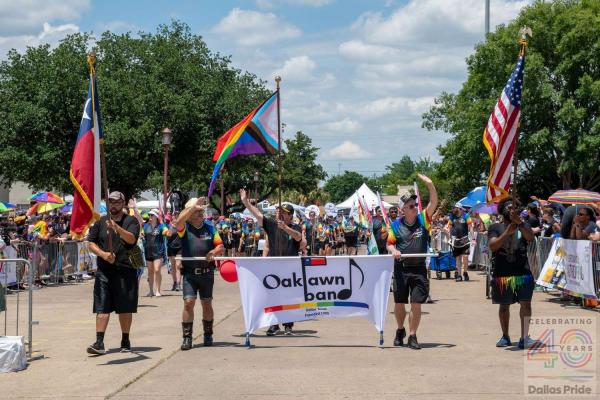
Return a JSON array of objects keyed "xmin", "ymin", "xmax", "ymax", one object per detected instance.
[{"xmin": 0, "ymin": 266, "xmax": 598, "ymax": 399}]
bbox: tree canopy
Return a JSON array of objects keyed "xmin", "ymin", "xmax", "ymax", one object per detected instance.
[
  {"xmin": 323, "ymin": 171, "xmax": 382, "ymax": 204},
  {"xmin": 0, "ymin": 21, "xmax": 325, "ymax": 203},
  {"xmin": 423, "ymin": 0, "xmax": 600, "ymax": 199}
]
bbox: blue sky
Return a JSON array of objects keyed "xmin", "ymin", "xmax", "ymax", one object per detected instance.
[{"xmin": 0, "ymin": 0, "xmax": 531, "ymax": 178}]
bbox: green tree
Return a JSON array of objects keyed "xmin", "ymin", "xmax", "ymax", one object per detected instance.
[
  {"xmin": 423, "ymin": 0, "xmax": 600, "ymax": 198},
  {"xmin": 0, "ymin": 21, "xmax": 271, "ymax": 199},
  {"xmin": 324, "ymin": 171, "xmax": 369, "ymax": 204}
]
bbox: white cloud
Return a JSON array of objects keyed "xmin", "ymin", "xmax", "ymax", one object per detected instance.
[
  {"xmin": 362, "ymin": 96, "xmax": 435, "ymax": 118},
  {"xmin": 258, "ymin": 0, "xmax": 333, "ymax": 7},
  {"xmin": 352, "ymin": 0, "xmax": 529, "ymax": 47},
  {"xmin": 323, "ymin": 118, "xmax": 362, "ymax": 133},
  {"xmin": 0, "ymin": 22, "xmax": 79, "ymax": 58},
  {"xmin": 274, "ymin": 55, "xmax": 315, "ymax": 82},
  {"xmin": 213, "ymin": 8, "xmax": 301, "ymax": 46},
  {"xmin": 0, "ymin": 0, "xmax": 89, "ymax": 36},
  {"xmin": 286, "ymin": 0, "xmax": 334, "ymax": 6},
  {"xmin": 341, "ymin": 0, "xmax": 531, "ymax": 97},
  {"xmin": 328, "ymin": 141, "xmax": 372, "ymax": 160},
  {"xmin": 256, "ymin": 0, "xmax": 273, "ymax": 10}
]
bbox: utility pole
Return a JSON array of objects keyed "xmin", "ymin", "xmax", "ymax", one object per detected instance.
[
  {"xmin": 485, "ymin": 0, "xmax": 490, "ymax": 35},
  {"xmin": 338, "ymin": 163, "xmax": 341, "ymax": 176}
]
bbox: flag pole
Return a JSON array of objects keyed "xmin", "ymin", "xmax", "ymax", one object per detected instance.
[
  {"xmin": 275, "ymin": 76, "xmax": 282, "ymax": 208},
  {"xmin": 512, "ymin": 27, "xmax": 531, "ymax": 201},
  {"xmin": 275, "ymin": 76, "xmax": 282, "ymax": 256},
  {"xmin": 88, "ymin": 51, "xmax": 113, "ymax": 252}
]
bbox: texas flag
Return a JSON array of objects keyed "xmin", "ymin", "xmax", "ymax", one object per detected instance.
[{"xmin": 69, "ymin": 74, "xmax": 102, "ymax": 238}]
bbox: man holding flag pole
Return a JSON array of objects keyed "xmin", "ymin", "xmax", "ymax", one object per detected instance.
[
  {"xmin": 484, "ymin": 28, "xmax": 537, "ymax": 350},
  {"xmin": 71, "ymin": 53, "xmax": 141, "ymax": 355}
]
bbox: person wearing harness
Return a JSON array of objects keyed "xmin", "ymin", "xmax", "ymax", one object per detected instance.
[
  {"xmin": 450, "ymin": 204, "xmax": 470, "ymax": 282},
  {"xmin": 176, "ymin": 198, "xmax": 224, "ymax": 350}
]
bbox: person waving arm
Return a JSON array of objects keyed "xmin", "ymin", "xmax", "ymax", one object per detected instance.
[{"xmin": 240, "ymin": 188, "xmax": 264, "ymax": 227}]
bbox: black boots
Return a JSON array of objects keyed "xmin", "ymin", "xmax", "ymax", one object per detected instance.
[
  {"xmin": 202, "ymin": 319, "xmax": 214, "ymax": 347},
  {"xmin": 181, "ymin": 320, "xmax": 214, "ymax": 350},
  {"xmin": 181, "ymin": 322, "xmax": 193, "ymax": 350}
]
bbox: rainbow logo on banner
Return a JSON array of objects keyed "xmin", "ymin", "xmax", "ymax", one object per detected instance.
[{"xmin": 265, "ymin": 301, "xmax": 369, "ymax": 313}]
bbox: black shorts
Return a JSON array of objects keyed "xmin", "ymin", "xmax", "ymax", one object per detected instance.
[
  {"xmin": 93, "ymin": 268, "xmax": 139, "ymax": 314},
  {"xmin": 491, "ymin": 274, "xmax": 534, "ymax": 305},
  {"xmin": 452, "ymin": 245, "xmax": 469, "ymax": 257},
  {"xmin": 182, "ymin": 271, "xmax": 214, "ymax": 300},
  {"xmin": 167, "ymin": 247, "xmax": 181, "ymax": 257},
  {"xmin": 345, "ymin": 237, "xmax": 357, "ymax": 247},
  {"xmin": 393, "ymin": 263, "xmax": 429, "ymax": 304}
]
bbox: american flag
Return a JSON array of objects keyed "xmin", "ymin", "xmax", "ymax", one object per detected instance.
[{"xmin": 483, "ymin": 54, "xmax": 525, "ymax": 203}]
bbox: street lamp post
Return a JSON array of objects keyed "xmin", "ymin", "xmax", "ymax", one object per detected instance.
[{"xmin": 161, "ymin": 127, "xmax": 173, "ymax": 217}]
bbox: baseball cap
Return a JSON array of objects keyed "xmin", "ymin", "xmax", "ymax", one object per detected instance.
[
  {"xmin": 148, "ymin": 209, "xmax": 160, "ymax": 218},
  {"xmin": 278, "ymin": 204, "xmax": 294, "ymax": 214},
  {"xmin": 108, "ymin": 191, "xmax": 125, "ymax": 201},
  {"xmin": 454, "ymin": 202, "xmax": 464, "ymax": 209},
  {"xmin": 400, "ymin": 194, "xmax": 417, "ymax": 205},
  {"xmin": 184, "ymin": 198, "xmax": 206, "ymax": 210}
]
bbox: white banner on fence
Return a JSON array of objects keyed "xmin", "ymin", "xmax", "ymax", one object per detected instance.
[
  {"xmin": 236, "ymin": 255, "xmax": 394, "ymax": 336},
  {"xmin": 0, "ymin": 246, "xmax": 18, "ymax": 285},
  {"xmin": 536, "ymin": 238, "xmax": 597, "ymax": 299}
]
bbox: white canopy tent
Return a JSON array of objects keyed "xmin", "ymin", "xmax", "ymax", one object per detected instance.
[
  {"xmin": 136, "ymin": 200, "xmax": 170, "ymax": 211},
  {"xmin": 335, "ymin": 183, "xmax": 393, "ymax": 210}
]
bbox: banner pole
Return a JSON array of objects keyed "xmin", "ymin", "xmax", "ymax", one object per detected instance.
[
  {"xmin": 379, "ymin": 331, "xmax": 384, "ymax": 347},
  {"xmin": 275, "ymin": 76, "xmax": 282, "ymax": 209},
  {"xmin": 245, "ymin": 332, "xmax": 251, "ymax": 348},
  {"xmin": 88, "ymin": 52, "xmax": 113, "ymax": 253}
]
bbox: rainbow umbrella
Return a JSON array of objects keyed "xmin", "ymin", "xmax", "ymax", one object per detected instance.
[
  {"xmin": 30, "ymin": 191, "xmax": 64, "ymax": 204},
  {"xmin": 27, "ymin": 201, "xmax": 64, "ymax": 216},
  {"xmin": 548, "ymin": 189, "xmax": 600, "ymax": 205},
  {"xmin": 0, "ymin": 201, "xmax": 16, "ymax": 213},
  {"xmin": 60, "ymin": 203, "xmax": 73, "ymax": 213}
]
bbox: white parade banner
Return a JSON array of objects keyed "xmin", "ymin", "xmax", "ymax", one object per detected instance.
[
  {"xmin": 235, "ymin": 255, "xmax": 394, "ymax": 345},
  {"xmin": 536, "ymin": 238, "xmax": 597, "ymax": 300}
]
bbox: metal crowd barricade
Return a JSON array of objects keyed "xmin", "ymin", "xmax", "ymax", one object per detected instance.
[
  {"xmin": 431, "ymin": 230, "xmax": 451, "ymax": 252},
  {"xmin": 28, "ymin": 240, "xmax": 91, "ymax": 284},
  {"xmin": 0, "ymin": 256, "xmax": 36, "ymax": 358},
  {"xmin": 482, "ymin": 235, "xmax": 600, "ymax": 301},
  {"xmin": 471, "ymin": 232, "xmax": 490, "ymax": 269},
  {"xmin": 591, "ymin": 240, "xmax": 600, "ymax": 299}
]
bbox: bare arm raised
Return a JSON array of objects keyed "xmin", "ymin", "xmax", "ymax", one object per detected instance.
[
  {"xmin": 417, "ymin": 173, "xmax": 438, "ymax": 218},
  {"xmin": 240, "ymin": 189, "xmax": 264, "ymax": 226}
]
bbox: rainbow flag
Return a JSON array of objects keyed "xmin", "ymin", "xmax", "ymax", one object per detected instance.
[
  {"xmin": 358, "ymin": 195, "xmax": 378, "ymax": 255},
  {"xmin": 376, "ymin": 192, "xmax": 390, "ymax": 226},
  {"xmin": 208, "ymin": 92, "xmax": 279, "ymax": 196}
]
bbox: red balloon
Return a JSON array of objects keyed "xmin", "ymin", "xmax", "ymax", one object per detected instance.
[{"xmin": 219, "ymin": 260, "xmax": 238, "ymax": 283}]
